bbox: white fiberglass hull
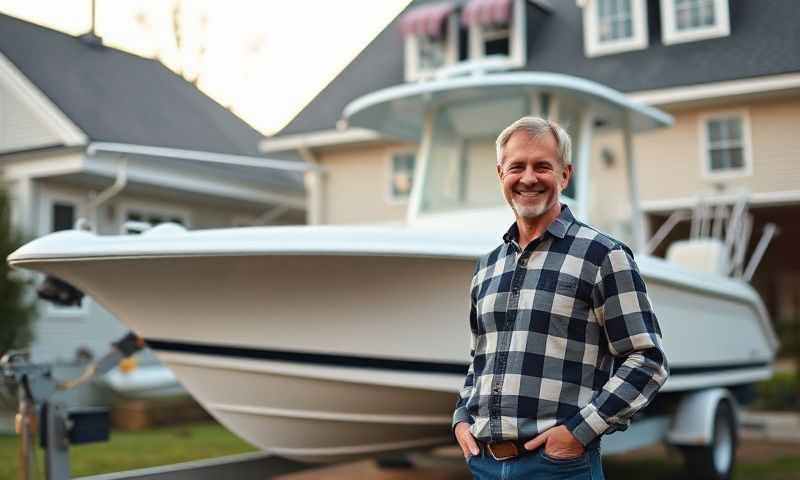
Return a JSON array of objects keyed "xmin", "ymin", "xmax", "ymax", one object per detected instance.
[{"xmin": 9, "ymin": 225, "xmax": 776, "ymax": 462}]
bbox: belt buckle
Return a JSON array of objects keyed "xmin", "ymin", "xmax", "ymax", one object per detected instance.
[{"xmin": 487, "ymin": 441, "xmax": 519, "ymax": 461}]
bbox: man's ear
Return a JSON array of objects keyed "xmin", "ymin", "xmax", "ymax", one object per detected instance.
[
  {"xmin": 496, "ymin": 163, "xmax": 503, "ymax": 180},
  {"xmin": 561, "ymin": 164, "xmax": 573, "ymax": 190}
]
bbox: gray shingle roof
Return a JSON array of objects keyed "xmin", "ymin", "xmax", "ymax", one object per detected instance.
[
  {"xmin": 0, "ymin": 13, "xmax": 267, "ymax": 158},
  {"xmin": 277, "ymin": 0, "xmax": 800, "ymax": 138}
]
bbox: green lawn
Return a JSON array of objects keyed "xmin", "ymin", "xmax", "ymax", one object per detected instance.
[
  {"xmin": 2, "ymin": 422, "xmax": 799, "ymax": 480},
  {"xmin": 0, "ymin": 421, "xmax": 256, "ymax": 479}
]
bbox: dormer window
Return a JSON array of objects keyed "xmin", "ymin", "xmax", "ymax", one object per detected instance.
[
  {"xmin": 400, "ymin": 2, "xmax": 459, "ymax": 81},
  {"xmin": 660, "ymin": 0, "xmax": 730, "ymax": 45},
  {"xmin": 463, "ymin": 0, "xmax": 526, "ymax": 67},
  {"xmin": 582, "ymin": 0, "xmax": 649, "ymax": 57}
]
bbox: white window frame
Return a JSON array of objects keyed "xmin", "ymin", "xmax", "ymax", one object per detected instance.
[
  {"xmin": 660, "ymin": 0, "xmax": 730, "ymax": 45},
  {"xmin": 385, "ymin": 147, "xmax": 418, "ymax": 205},
  {"xmin": 467, "ymin": 0, "xmax": 527, "ymax": 68},
  {"xmin": 118, "ymin": 199, "xmax": 191, "ymax": 233},
  {"xmin": 699, "ymin": 109, "xmax": 753, "ymax": 180},
  {"xmin": 582, "ymin": 0, "xmax": 649, "ymax": 57},
  {"xmin": 404, "ymin": 14, "xmax": 459, "ymax": 82},
  {"xmin": 37, "ymin": 188, "xmax": 92, "ymax": 316}
]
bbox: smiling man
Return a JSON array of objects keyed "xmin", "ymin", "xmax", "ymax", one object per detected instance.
[{"xmin": 453, "ymin": 117, "xmax": 669, "ymax": 480}]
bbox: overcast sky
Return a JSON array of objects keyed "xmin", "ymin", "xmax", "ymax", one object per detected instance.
[{"xmin": 0, "ymin": 0, "xmax": 410, "ymax": 135}]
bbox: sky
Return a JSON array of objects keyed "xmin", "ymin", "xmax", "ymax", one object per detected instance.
[{"xmin": 0, "ymin": 0, "xmax": 411, "ymax": 135}]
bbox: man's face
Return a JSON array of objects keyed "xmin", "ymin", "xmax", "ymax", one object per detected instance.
[{"xmin": 496, "ymin": 130, "xmax": 572, "ymax": 220}]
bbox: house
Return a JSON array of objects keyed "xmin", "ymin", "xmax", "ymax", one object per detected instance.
[
  {"xmin": 0, "ymin": 13, "xmax": 306, "ymax": 408},
  {"xmin": 261, "ymin": 0, "xmax": 800, "ymax": 342}
]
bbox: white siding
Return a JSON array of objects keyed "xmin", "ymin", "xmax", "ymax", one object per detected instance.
[{"xmin": 0, "ymin": 79, "xmax": 61, "ymax": 152}]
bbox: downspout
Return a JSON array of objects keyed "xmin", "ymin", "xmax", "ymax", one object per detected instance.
[
  {"xmin": 298, "ymin": 146, "xmax": 325, "ymax": 225},
  {"xmin": 81, "ymin": 155, "xmax": 128, "ymax": 233}
]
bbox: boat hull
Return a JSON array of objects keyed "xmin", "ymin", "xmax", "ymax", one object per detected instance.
[{"xmin": 9, "ymin": 229, "xmax": 776, "ymax": 462}]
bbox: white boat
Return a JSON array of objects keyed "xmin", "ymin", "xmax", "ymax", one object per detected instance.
[{"xmin": 8, "ymin": 72, "xmax": 777, "ymax": 467}]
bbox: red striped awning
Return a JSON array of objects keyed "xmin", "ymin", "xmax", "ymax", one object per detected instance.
[
  {"xmin": 461, "ymin": 0, "xmax": 513, "ymax": 26},
  {"xmin": 399, "ymin": 2, "xmax": 457, "ymax": 38}
]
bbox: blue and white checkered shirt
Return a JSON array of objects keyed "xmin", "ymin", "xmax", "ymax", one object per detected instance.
[{"xmin": 453, "ymin": 205, "xmax": 669, "ymax": 446}]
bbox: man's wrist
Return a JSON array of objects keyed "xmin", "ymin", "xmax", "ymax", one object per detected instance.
[
  {"xmin": 452, "ymin": 407, "xmax": 471, "ymax": 430},
  {"xmin": 564, "ymin": 404, "xmax": 609, "ymax": 447}
]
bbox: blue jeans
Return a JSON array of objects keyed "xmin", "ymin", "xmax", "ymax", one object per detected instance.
[{"xmin": 466, "ymin": 444, "xmax": 604, "ymax": 480}]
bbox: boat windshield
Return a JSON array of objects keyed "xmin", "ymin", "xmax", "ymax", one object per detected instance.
[{"xmin": 418, "ymin": 95, "xmax": 575, "ymax": 216}]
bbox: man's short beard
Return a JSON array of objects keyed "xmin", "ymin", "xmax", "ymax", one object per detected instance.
[{"xmin": 511, "ymin": 200, "xmax": 549, "ymax": 219}]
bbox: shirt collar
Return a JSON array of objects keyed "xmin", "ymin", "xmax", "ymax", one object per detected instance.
[{"xmin": 502, "ymin": 204, "xmax": 575, "ymax": 245}]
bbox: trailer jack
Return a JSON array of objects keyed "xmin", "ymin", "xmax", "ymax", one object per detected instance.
[{"xmin": 1, "ymin": 332, "xmax": 144, "ymax": 480}]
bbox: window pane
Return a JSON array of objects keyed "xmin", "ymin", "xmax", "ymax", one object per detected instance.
[
  {"xmin": 677, "ymin": 7, "xmax": 690, "ymax": 30},
  {"xmin": 709, "ymin": 147, "xmax": 744, "ymax": 172},
  {"xmin": 391, "ymin": 152, "xmax": 416, "ymax": 198},
  {"xmin": 702, "ymin": 2, "xmax": 715, "ymax": 25},
  {"xmin": 675, "ymin": 0, "xmax": 716, "ymax": 31},
  {"xmin": 710, "ymin": 149, "xmax": 726, "ymax": 170},
  {"xmin": 708, "ymin": 120, "xmax": 723, "ymax": 143},
  {"xmin": 52, "ymin": 202, "xmax": 75, "ymax": 232},
  {"xmin": 725, "ymin": 118, "xmax": 742, "ymax": 141},
  {"xmin": 691, "ymin": 4, "xmax": 701, "ymax": 27},
  {"xmin": 418, "ymin": 35, "xmax": 445, "ymax": 71},
  {"xmin": 727, "ymin": 148, "xmax": 744, "ymax": 169},
  {"xmin": 485, "ymin": 37, "xmax": 510, "ymax": 56},
  {"xmin": 127, "ymin": 212, "xmax": 142, "ymax": 222},
  {"xmin": 598, "ymin": 0, "xmax": 633, "ymax": 42}
]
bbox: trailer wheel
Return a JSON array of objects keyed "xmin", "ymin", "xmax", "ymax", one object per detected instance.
[{"xmin": 679, "ymin": 400, "xmax": 737, "ymax": 480}]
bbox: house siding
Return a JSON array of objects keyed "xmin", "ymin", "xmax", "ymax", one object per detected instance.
[
  {"xmin": 582, "ymin": 93, "xmax": 800, "ymax": 240},
  {"xmin": 635, "ymin": 95, "xmax": 800, "ymax": 203},
  {"xmin": 587, "ymin": 130, "xmax": 634, "ymax": 241},
  {"xmin": 0, "ymin": 79, "xmax": 61, "ymax": 153},
  {"xmin": 318, "ymin": 142, "xmax": 417, "ymax": 225}
]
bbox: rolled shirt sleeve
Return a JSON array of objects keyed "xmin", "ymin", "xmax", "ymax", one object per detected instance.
[{"xmin": 564, "ymin": 245, "xmax": 670, "ymax": 446}]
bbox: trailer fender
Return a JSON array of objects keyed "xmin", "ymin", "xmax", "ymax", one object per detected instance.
[{"xmin": 666, "ymin": 388, "xmax": 738, "ymax": 446}]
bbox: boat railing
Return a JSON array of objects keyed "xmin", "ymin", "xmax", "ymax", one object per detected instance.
[{"xmin": 646, "ymin": 192, "xmax": 778, "ymax": 282}]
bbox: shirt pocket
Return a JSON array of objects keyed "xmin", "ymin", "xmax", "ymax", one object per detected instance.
[
  {"xmin": 551, "ymin": 278, "xmax": 579, "ymax": 318},
  {"xmin": 555, "ymin": 278, "xmax": 578, "ymax": 295}
]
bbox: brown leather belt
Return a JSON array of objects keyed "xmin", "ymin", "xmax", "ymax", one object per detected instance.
[{"xmin": 480, "ymin": 440, "xmax": 532, "ymax": 461}]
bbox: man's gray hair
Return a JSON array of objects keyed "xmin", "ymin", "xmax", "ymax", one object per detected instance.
[{"xmin": 495, "ymin": 116, "xmax": 572, "ymax": 167}]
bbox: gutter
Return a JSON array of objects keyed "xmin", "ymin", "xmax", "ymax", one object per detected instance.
[
  {"xmin": 87, "ymin": 142, "xmax": 324, "ymax": 220},
  {"xmin": 87, "ymin": 142, "xmax": 318, "ymax": 173}
]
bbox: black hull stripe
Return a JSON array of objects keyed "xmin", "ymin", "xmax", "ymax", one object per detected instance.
[
  {"xmin": 146, "ymin": 339, "xmax": 469, "ymax": 374},
  {"xmin": 146, "ymin": 339, "xmax": 770, "ymax": 377}
]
